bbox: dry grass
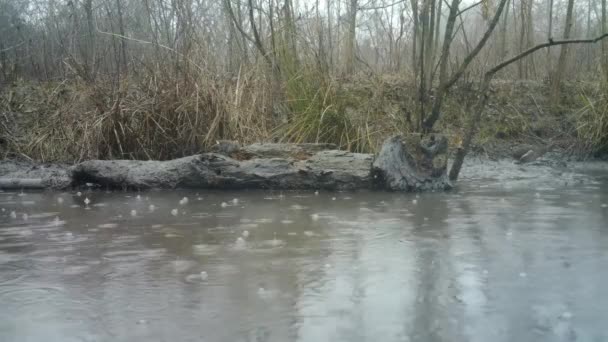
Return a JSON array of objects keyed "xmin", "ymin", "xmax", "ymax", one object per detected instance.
[
  {"xmin": 0, "ymin": 67, "xmax": 277, "ymax": 162},
  {"xmin": 0, "ymin": 72, "xmax": 603, "ymax": 162},
  {"xmin": 575, "ymin": 84, "xmax": 608, "ymax": 156}
]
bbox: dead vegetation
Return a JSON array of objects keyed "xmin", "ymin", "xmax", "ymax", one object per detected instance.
[{"xmin": 0, "ymin": 74, "xmax": 600, "ymax": 163}]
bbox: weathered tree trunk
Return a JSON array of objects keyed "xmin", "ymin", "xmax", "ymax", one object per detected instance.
[
  {"xmin": 372, "ymin": 135, "xmax": 452, "ymax": 191},
  {"xmin": 602, "ymin": 0, "xmax": 608, "ymax": 82},
  {"xmin": 551, "ymin": 0, "xmax": 575, "ymax": 100},
  {"xmin": 327, "ymin": 0, "xmax": 333, "ymax": 69},
  {"xmin": 0, "ymin": 139, "xmax": 452, "ymax": 192},
  {"xmin": 283, "ymin": 0, "xmax": 299, "ymax": 67},
  {"xmin": 410, "ymin": 0, "xmax": 419, "ymax": 82},
  {"xmin": 517, "ymin": 0, "xmax": 535, "ymax": 79},
  {"xmin": 345, "ymin": 0, "xmax": 358, "ymax": 74},
  {"xmin": 115, "ymin": 0, "xmax": 128, "ymax": 74},
  {"xmin": 0, "ymin": 178, "xmax": 45, "ymax": 189},
  {"xmin": 424, "ymin": 0, "xmax": 436, "ymax": 89},
  {"xmin": 83, "ymin": 0, "xmax": 96, "ymax": 81},
  {"xmin": 73, "ymin": 139, "xmax": 450, "ymax": 191},
  {"xmin": 499, "ymin": 0, "xmax": 511, "ymax": 60},
  {"xmin": 546, "ymin": 0, "xmax": 553, "ymax": 77}
]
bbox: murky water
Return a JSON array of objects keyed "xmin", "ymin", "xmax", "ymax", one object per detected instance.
[{"xmin": 1, "ymin": 169, "xmax": 607, "ymax": 341}]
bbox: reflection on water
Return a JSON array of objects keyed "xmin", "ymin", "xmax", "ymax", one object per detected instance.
[{"xmin": 0, "ymin": 178, "xmax": 607, "ymax": 342}]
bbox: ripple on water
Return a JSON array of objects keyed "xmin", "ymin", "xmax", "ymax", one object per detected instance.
[
  {"xmin": 216, "ymin": 212, "xmax": 237, "ymax": 218},
  {"xmin": 252, "ymin": 239, "xmax": 286, "ymax": 250},
  {"xmin": 0, "ymin": 226, "xmax": 30, "ymax": 237},
  {"xmin": 62, "ymin": 264, "xmax": 92, "ymax": 276},
  {"xmin": 0, "ymin": 273, "xmax": 27, "ymax": 286},
  {"xmin": 47, "ymin": 232, "xmax": 88, "ymax": 244},
  {"xmin": 238, "ymin": 223, "xmax": 259, "ymax": 229},
  {"xmin": 0, "ymin": 286, "xmax": 64, "ymax": 306},
  {"xmin": 191, "ymin": 212, "xmax": 212, "ymax": 218},
  {"xmin": 27, "ymin": 212, "xmax": 60, "ymax": 219},
  {"xmin": 289, "ymin": 204, "xmax": 308, "ymax": 210},
  {"xmin": 0, "ymin": 241, "xmax": 33, "ymax": 249},
  {"xmin": 0, "ymin": 251, "xmax": 22, "ymax": 265},
  {"xmin": 184, "ymin": 272, "xmax": 208, "ymax": 283},
  {"xmin": 98, "ymin": 223, "xmax": 119, "ymax": 229},
  {"xmin": 192, "ymin": 244, "xmax": 221, "ymax": 256},
  {"xmin": 103, "ymin": 248, "xmax": 166, "ymax": 262},
  {"xmin": 170, "ymin": 260, "xmax": 197, "ymax": 273}
]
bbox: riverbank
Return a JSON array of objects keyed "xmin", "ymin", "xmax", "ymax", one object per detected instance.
[
  {"xmin": 1, "ymin": 78, "xmax": 606, "ymax": 191},
  {"xmin": 1, "ymin": 142, "xmax": 604, "ymax": 192}
]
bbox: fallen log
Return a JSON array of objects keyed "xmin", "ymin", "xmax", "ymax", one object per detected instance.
[
  {"xmin": 73, "ymin": 150, "xmax": 374, "ymax": 190},
  {"xmin": 0, "ymin": 178, "xmax": 45, "ymax": 189},
  {"xmin": 2, "ymin": 136, "xmax": 452, "ymax": 191},
  {"xmin": 0, "ymin": 161, "xmax": 73, "ymax": 190}
]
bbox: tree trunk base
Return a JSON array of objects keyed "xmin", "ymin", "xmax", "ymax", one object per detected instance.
[{"xmin": 372, "ymin": 134, "xmax": 452, "ymax": 191}]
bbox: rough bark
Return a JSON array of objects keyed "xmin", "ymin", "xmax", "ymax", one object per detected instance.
[
  {"xmin": 1, "ymin": 139, "xmax": 451, "ymax": 192},
  {"xmin": 73, "ymin": 152, "xmax": 374, "ymax": 190},
  {"xmin": 372, "ymin": 135, "xmax": 451, "ymax": 191},
  {"xmin": 345, "ymin": 0, "xmax": 358, "ymax": 74},
  {"xmin": 0, "ymin": 161, "xmax": 72, "ymax": 189}
]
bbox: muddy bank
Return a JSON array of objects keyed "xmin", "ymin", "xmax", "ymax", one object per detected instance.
[{"xmin": 0, "ymin": 136, "xmax": 452, "ymax": 191}]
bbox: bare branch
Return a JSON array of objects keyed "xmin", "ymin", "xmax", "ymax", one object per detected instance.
[
  {"xmin": 487, "ymin": 34, "xmax": 608, "ymax": 77},
  {"xmin": 0, "ymin": 41, "xmax": 26, "ymax": 52},
  {"xmin": 457, "ymin": 1, "xmax": 482, "ymax": 16},
  {"xmin": 359, "ymin": 0, "xmax": 408, "ymax": 11},
  {"xmin": 449, "ymin": 32, "xmax": 608, "ymax": 181},
  {"xmin": 444, "ymin": 0, "xmax": 509, "ymax": 89}
]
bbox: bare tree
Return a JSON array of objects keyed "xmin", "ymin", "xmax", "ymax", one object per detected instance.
[
  {"xmin": 345, "ymin": 0, "xmax": 358, "ymax": 74},
  {"xmin": 551, "ymin": 0, "xmax": 575, "ymax": 100}
]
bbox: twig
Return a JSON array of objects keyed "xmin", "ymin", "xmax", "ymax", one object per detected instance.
[
  {"xmin": 94, "ymin": 23, "xmax": 207, "ymax": 73},
  {"xmin": 488, "ymin": 34, "xmax": 608, "ymax": 77},
  {"xmin": 0, "ymin": 41, "xmax": 25, "ymax": 52}
]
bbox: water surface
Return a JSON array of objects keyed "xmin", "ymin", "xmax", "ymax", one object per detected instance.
[{"xmin": 1, "ymin": 171, "xmax": 607, "ymax": 342}]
